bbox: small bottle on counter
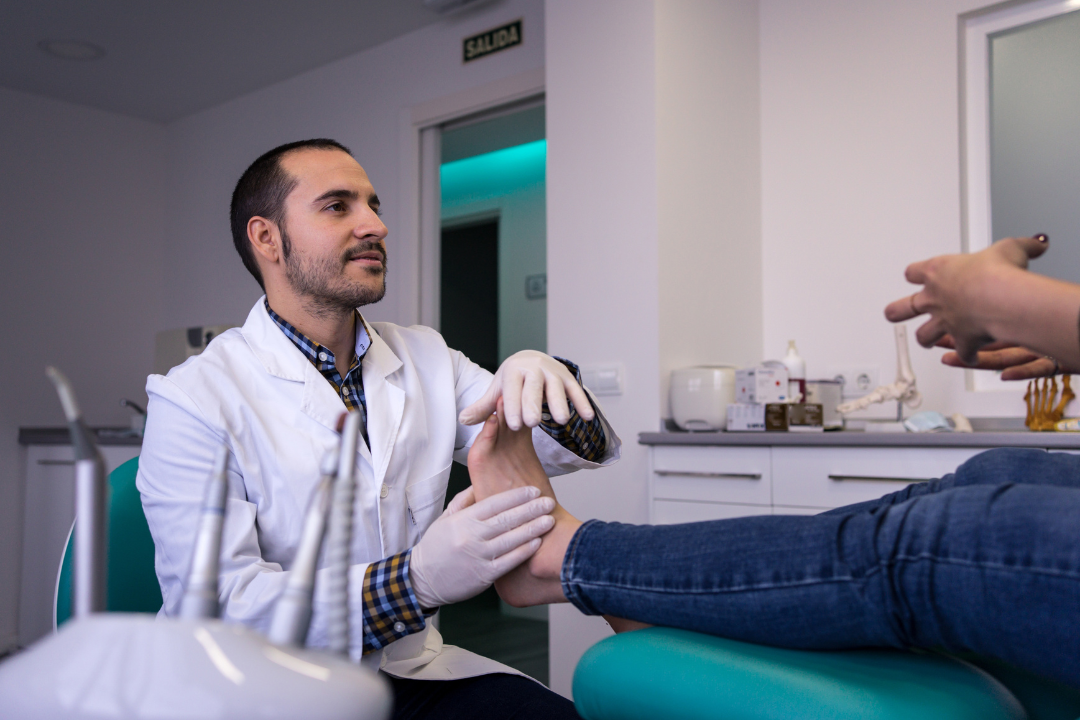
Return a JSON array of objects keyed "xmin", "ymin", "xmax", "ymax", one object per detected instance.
[{"xmin": 783, "ymin": 340, "xmax": 805, "ymax": 403}]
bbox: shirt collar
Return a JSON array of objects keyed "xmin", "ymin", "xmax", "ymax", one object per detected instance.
[{"xmin": 264, "ymin": 298, "xmax": 371, "ymax": 373}]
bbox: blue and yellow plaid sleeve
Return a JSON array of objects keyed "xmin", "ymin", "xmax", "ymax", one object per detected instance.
[
  {"xmin": 361, "ymin": 550, "xmax": 426, "ymax": 654},
  {"xmin": 538, "ymin": 357, "xmax": 607, "ymax": 462}
]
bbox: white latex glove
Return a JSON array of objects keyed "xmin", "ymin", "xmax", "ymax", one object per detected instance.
[
  {"xmin": 409, "ymin": 485, "xmax": 555, "ymax": 609},
  {"xmin": 458, "ymin": 350, "xmax": 595, "ymax": 430}
]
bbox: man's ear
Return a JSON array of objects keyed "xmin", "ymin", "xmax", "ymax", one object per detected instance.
[{"xmin": 248, "ymin": 216, "xmax": 281, "ymax": 265}]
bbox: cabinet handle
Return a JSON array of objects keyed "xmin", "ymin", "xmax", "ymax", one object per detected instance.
[
  {"xmin": 828, "ymin": 474, "xmax": 926, "ymax": 484},
  {"xmin": 37, "ymin": 459, "xmax": 75, "ymax": 466},
  {"xmin": 655, "ymin": 470, "xmax": 762, "ymax": 480}
]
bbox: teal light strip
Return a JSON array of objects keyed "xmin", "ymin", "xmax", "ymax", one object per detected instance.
[{"xmin": 441, "ymin": 139, "xmax": 546, "ymax": 208}]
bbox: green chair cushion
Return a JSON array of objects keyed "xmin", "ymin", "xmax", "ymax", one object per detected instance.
[
  {"xmin": 56, "ymin": 456, "xmax": 162, "ymax": 626},
  {"xmin": 572, "ymin": 628, "xmax": 1029, "ymax": 720}
]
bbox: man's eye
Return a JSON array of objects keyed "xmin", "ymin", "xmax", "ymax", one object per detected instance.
[
  {"xmin": 327, "ymin": 202, "xmax": 345, "ymax": 212},
  {"xmin": 371, "ymin": 206, "xmax": 382, "ymax": 217}
]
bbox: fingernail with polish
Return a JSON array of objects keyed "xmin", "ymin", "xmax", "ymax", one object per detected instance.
[{"xmin": 1035, "ymin": 233, "xmax": 1049, "ymax": 243}]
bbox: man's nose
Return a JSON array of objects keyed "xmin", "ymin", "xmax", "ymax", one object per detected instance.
[{"xmin": 356, "ymin": 209, "xmax": 388, "ymax": 239}]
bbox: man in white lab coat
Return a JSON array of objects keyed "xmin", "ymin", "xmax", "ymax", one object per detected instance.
[{"xmin": 137, "ymin": 139, "xmax": 620, "ymax": 719}]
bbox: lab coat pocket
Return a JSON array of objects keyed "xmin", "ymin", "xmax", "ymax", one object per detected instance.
[{"xmin": 405, "ymin": 463, "xmax": 452, "ymax": 536}]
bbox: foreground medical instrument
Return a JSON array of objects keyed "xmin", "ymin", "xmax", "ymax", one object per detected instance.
[
  {"xmin": 178, "ymin": 444, "xmax": 229, "ymax": 620},
  {"xmin": 326, "ymin": 411, "xmax": 364, "ymax": 655},
  {"xmin": 268, "ymin": 450, "xmax": 336, "ymax": 647},
  {"xmin": 0, "ymin": 370, "xmax": 391, "ymax": 719},
  {"xmin": 46, "ymin": 367, "xmax": 107, "ymax": 618}
]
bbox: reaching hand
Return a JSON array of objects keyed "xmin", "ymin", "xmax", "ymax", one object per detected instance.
[
  {"xmin": 883, "ymin": 235, "xmax": 1049, "ymax": 364},
  {"xmin": 408, "ymin": 485, "xmax": 555, "ymax": 609},
  {"xmin": 458, "ymin": 350, "xmax": 595, "ymax": 430},
  {"xmin": 935, "ymin": 336, "xmax": 1066, "ymax": 380}
]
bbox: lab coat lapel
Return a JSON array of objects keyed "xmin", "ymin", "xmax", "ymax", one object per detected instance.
[
  {"xmin": 240, "ymin": 298, "xmax": 370, "ymax": 466},
  {"xmin": 360, "ymin": 318, "xmax": 404, "ymax": 487}
]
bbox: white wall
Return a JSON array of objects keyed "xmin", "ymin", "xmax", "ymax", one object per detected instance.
[
  {"xmin": 161, "ymin": 0, "xmax": 546, "ymax": 333},
  {"xmin": 546, "ymin": 0, "xmax": 661, "ymax": 698},
  {"xmin": 760, "ymin": 0, "xmax": 1021, "ymax": 419},
  {"xmin": 657, "ymin": 0, "xmax": 763, "ymax": 414},
  {"xmin": 0, "ymin": 87, "xmax": 166, "ymax": 652},
  {"xmin": 545, "ymin": 0, "xmax": 765, "ymax": 698}
]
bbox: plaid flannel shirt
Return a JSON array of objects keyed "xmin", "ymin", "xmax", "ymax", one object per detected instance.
[{"xmin": 266, "ymin": 300, "xmax": 606, "ymax": 653}]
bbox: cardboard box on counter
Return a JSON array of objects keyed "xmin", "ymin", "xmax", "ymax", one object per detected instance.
[
  {"xmin": 727, "ymin": 403, "xmax": 824, "ymax": 432},
  {"xmin": 778, "ymin": 403, "xmax": 824, "ymax": 432},
  {"xmin": 726, "ymin": 403, "xmax": 766, "ymax": 431},
  {"xmin": 735, "ymin": 367, "xmax": 788, "ymax": 404}
]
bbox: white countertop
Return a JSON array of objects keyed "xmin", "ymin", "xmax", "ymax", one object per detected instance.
[{"xmin": 639, "ymin": 428, "xmax": 1080, "ymax": 449}]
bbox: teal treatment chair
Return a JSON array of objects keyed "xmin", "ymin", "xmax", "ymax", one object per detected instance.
[
  {"xmin": 572, "ymin": 627, "xmax": 1080, "ymax": 720},
  {"xmin": 55, "ymin": 456, "xmax": 162, "ymax": 627}
]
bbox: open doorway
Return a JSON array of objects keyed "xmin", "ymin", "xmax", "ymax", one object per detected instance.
[
  {"xmin": 440, "ymin": 218, "xmax": 499, "ymax": 373},
  {"xmin": 434, "ymin": 102, "xmax": 550, "ymax": 684}
]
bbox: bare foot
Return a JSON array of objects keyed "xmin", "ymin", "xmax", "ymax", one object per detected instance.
[
  {"xmin": 468, "ymin": 408, "xmax": 655, "ymax": 630},
  {"xmin": 606, "ymin": 617, "xmax": 653, "ymax": 633},
  {"xmin": 468, "ymin": 405, "xmax": 579, "ymax": 606},
  {"xmin": 467, "ymin": 400, "xmax": 557, "ymax": 503}
]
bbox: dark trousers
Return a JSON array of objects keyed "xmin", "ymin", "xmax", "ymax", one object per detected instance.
[{"xmin": 387, "ymin": 672, "xmax": 581, "ymax": 720}]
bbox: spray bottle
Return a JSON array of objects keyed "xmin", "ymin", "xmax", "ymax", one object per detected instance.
[{"xmin": 783, "ymin": 340, "xmax": 806, "ymax": 403}]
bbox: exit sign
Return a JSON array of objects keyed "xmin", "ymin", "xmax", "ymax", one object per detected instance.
[{"xmin": 463, "ymin": 20, "xmax": 522, "ymax": 63}]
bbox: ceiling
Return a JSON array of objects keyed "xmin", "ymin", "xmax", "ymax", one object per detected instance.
[{"xmin": 0, "ymin": 1, "xmax": 465, "ymax": 123}]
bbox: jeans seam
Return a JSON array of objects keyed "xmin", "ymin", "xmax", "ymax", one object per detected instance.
[
  {"xmin": 572, "ymin": 576, "xmax": 856, "ymax": 596},
  {"xmin": 871, "ymin": 553, "xmax": 1080, "ymax": 580},
  {"xmin": 572, "ymin": 554, "xmax": 1080, "ymax": 598}
]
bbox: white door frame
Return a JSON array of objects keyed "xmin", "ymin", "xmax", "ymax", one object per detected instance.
[
  {"xmin": 397, "ymin": 67, "xmax": 545, "ymax": 330},
  {"xmin": 959, "ymin": 0, "xmax": 1078, "ymax": 391}
]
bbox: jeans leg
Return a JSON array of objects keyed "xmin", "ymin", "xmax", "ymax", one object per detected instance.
[
  {"xmin": 562, "ymin": 483, "xmax": 1080, "ymax": 688},
  {"xmin": 823, "ymin": 447, "xmax": 1080, "ymax": 515}
]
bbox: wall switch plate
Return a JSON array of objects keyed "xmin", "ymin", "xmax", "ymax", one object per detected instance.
[
  {"xmin": 826, "ymin": 367, "xmax": 881, "ymax": 398},
  {"xmin": 581, "ymin": 364, "xmax": 623, "ymax": 396},
  {"xmin": 525, "ymin": 273, "xmax": 547, "ymax": 299}
]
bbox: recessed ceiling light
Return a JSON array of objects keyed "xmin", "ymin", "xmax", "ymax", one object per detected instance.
[
  {"xmin": 423, "ymin": 0, "xmax": 493, "ymax": 14},
  {"xmin": 38, "ymin": 39, "xmax": 106, "ymax": 61}
]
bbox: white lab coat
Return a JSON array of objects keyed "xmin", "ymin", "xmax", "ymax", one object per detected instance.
[{"xmin": 137, "ymin": 298, "xmax": 620, "ymax": 680}]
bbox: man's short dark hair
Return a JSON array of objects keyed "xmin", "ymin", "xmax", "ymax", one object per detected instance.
[{"xmin": 230, "ymin": 138, "xmax": 353, "ymax": 289}]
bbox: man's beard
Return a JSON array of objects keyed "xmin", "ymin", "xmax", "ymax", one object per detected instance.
[{"xmin": 281, "ymin": 227, "xmax": 387, "ymax": 316}]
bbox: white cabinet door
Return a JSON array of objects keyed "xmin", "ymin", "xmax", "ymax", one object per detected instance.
[
  {"xmin": 19, "ymin": 445, "xmax": 140, "ymax": 647},
  {"xmin": 653, "ymin": 499, "xmax": 771, "ymax": 524},
  {"xmin": 652, "ymin": 446, "xmax": 772, "ymax": 507},
  {"xmin": 771, "ymin": 446, "xmax": 983, "ymax": 510}
]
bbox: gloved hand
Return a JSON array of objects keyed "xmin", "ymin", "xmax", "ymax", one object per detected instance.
[
  {"xmin": 458, "ymin": 350, "xmax": 595, "ymax": 430},
  {"xmin": 409, "ymin": 485, "xmax": 555, "ymax": 609}
]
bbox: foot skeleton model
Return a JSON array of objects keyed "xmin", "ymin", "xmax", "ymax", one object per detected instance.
[
  {"xmin": 1025, "ymin": 375, "xmax": 1074, "ymax": 431},
  {"xmin": 837, "ymin": 323, "xmax": 922, "ymax": 416}
]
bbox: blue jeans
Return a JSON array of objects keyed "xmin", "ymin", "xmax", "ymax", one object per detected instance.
[{"xmin": 561, "ymin": 448, "xmax": 1080, "ymax": 687}]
